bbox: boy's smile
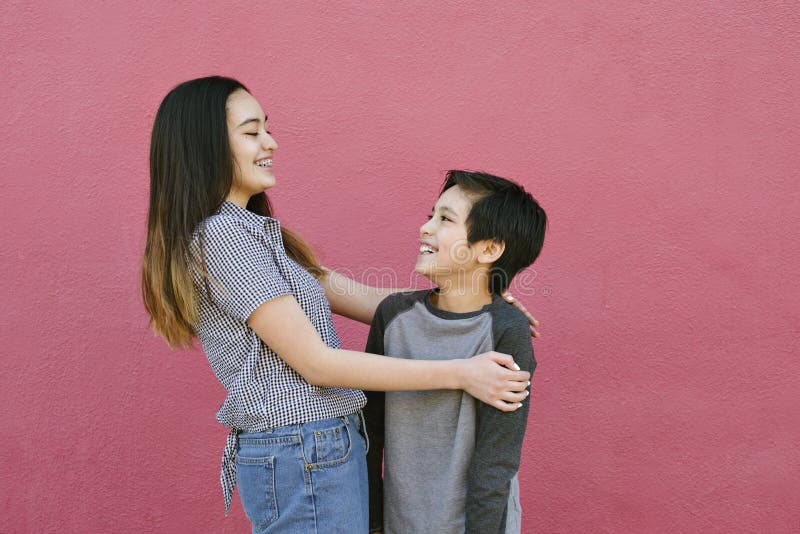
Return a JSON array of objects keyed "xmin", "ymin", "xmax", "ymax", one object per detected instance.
[
  {"xmin": 419, "ymin": 242, "xmax": 438, "ymax": 255},
  {"xmin": 415, "ymin": 185, "xmax": 480, "ymax": 282}
]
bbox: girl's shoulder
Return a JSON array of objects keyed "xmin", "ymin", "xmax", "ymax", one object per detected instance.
[
  {"xmin": 196, "ymin": 212, "xmax": 257, "ymax": 237},
  {"xmin": 193, "ymin": 213, "xmax": 268, "ymax": 255}
]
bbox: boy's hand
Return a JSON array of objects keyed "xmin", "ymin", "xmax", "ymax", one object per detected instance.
[
  {"xmin": 502, "ymin": 291, "xmax": 541, "ymax": 338},
  {"xmin": 462, "ymin": 351, "xmax": 530, "ymax": 412}
]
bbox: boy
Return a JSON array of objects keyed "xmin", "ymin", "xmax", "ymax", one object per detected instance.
[{"xmin": 365, "ymin": 170, "xmax": 547, "ymax": 534}]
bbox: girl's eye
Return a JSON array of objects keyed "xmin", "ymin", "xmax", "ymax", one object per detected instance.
[
  {"xmin": 246, "ymin": 133, "xmax": 258, "ymax": 137},
  {"xmin": 426, "ymin": 214, "xmax": 433, "ymax": 220},
  {"xmin": 266, "ymin": 130, "xmax": 272, "ymax": 135},
  {"xmin": 440, "ymin": 215, "xmax": 451, "ymax": 222}
]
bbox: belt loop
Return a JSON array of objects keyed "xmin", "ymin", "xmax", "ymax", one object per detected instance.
[{"xmin": 358, "ymin": 409, "xmax": 369, "ymax": 454}]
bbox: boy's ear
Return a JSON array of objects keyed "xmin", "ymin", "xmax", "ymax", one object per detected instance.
[{"xmin": 475, "ymin": 239, "xmax": 505, "ymax": 264}]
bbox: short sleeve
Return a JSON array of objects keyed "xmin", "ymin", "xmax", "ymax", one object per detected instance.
[{"xmin": 199, "ymin": 216, "xmax": 292, "ymax": 323}]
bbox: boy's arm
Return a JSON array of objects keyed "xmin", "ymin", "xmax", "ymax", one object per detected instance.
[
  {"xmin": 465, "ymin": 318, "xmax": 536, "ymax": 534},
  {"xmin": 363, "ymin": 302, "xmax": 388, "ymax": 533}
]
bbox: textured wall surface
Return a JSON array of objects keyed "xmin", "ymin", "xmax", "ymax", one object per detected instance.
[{"xmin": 2, "ymin": 1, "xmax": 799, "ymax": 532}]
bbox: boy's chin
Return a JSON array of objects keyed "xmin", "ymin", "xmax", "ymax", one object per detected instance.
[{"xmin": 414, "ymin": 262, "xmax": 436, "ymax": 282}]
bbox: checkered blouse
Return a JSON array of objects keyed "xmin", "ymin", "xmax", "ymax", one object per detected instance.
[{"xmin": 192, "ymin": 201, "xmax": 366, "ymax": 513}]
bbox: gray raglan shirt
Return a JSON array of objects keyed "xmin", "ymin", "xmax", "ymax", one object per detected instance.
[{"xmin": 364, "ymin": 290, "xmax": 535, "ymax": 534}]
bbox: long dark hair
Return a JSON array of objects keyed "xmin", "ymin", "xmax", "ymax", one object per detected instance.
[{"xmin": 142, "ymin": 76, "xmax": 321, "ymax": 348}]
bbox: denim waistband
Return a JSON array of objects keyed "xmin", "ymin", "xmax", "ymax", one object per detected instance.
[
  {"xmin": 239, "ymin": 411, "xmax": 363, "ymax": 439},
  {"xmin": 221, "ymin": 410, "xmax": 365, "ymax": 515}
]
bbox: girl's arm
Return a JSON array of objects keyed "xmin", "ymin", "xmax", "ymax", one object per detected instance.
[
  {"xmin": 320, "ymin": 268, "xmax": 542, "ymax": 338},
  {"xmin": 318, "ymin": 267, "xmax": 400, "ymax": 324},
  {"xmin": 247, "ymin": 294, "xmax": 530, "ymax": 412}
]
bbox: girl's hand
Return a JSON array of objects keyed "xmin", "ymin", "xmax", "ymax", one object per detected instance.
[
  {"xmin": 502, "ymin": 291, "xmax": 541, "ymax": 338},
  {"xmin": 461, "ymin": 351, "xmax": 531, "ymax": 412}
]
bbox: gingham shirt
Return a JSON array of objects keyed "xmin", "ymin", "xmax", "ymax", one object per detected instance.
[{"xmin": 192, "ymin": 201, "xmax": 366, "ymax": 513}]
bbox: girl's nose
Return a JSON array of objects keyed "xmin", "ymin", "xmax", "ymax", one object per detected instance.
[{"xmin": 263, "ymin": 132, "xmax": 278, "ymax": 151}]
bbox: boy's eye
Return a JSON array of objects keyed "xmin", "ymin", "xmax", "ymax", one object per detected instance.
[
  {"xmin": 426, "ymin": 214, "xmax": 433, "ymax": 220},
  {"xmin": 246, "ymin": 132, "xmax": 258, "ymax": 137}
]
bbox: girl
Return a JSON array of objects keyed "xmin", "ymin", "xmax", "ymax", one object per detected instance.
[{"xmin": 142, "ymin": 76, "xmax": 532, "ymax": 533}]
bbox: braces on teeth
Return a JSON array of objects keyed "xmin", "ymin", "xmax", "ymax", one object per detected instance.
[{"xmin": 257, "ymin": 160, "xmax": 273, "ymax": 167}]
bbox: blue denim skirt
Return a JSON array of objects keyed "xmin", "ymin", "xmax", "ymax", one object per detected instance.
[{"xmin": 235, "ymin": 412, "xmax": 369, "ymax": 534}]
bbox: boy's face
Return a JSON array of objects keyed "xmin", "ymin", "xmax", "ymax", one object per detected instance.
[{"xmin": 416, "ymin": 185, "xmax": 481, "ymax": 282}]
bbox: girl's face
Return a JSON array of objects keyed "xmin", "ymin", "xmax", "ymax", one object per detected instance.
[{"xmin": 226, "ymin": 89, "xmax": 278, "ymax": 206}]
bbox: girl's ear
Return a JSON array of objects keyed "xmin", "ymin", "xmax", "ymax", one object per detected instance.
[{"xmin": 476, "ymin": 240, "xmax": 505, "ymax": 265}]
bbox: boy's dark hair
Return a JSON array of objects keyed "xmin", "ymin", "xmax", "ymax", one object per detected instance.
[{"xmin": 441, "ymin": 170, "xmax": 547, "ymax": 294}]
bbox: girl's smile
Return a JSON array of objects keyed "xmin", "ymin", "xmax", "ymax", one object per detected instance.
[{"xmin": 226, "ymin": 89, "xmax": 278, "ymax": 206}]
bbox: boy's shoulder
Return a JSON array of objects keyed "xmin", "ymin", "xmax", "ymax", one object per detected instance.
[
  {"xmin": 375, "ymin": 289, "xmax": 430, "ymax": 319},
  {"xmin": 488, "ymin": 296, "xmax": 532, "ymax": 336},
  {"xmin": 487, "ymin": 299, "xmax": 535, "ymax": 370}
]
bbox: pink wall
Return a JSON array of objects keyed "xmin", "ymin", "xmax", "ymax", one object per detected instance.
[{"xmin": 2, "ymin": 1, "xmax": 798, "ymax": 532}]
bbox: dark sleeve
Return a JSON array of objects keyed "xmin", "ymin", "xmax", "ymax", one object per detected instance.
[
  {"xmin": 363, "ymin": 303, "xmax": 387, "ymax": 533},
  {"xmin": 465, "ymin": 314, "xmax": 536, "ymax": 534}
]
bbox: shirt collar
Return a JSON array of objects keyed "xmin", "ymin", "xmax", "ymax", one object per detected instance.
[{"xmin": 218, "ymin": 200, "xmax": 280, "ymax": 230}]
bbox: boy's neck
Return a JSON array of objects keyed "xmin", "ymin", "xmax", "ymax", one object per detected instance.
[{"xmin": 430, "ymin": 273, "xmax": 494, "ymax": 313}]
